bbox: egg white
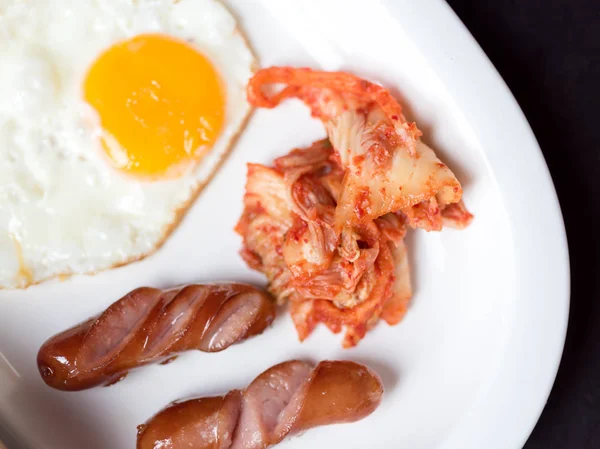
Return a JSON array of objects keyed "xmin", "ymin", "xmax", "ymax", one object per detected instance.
[{"xmin": 0, "ymin": 0, "xmax": 255, "ymax": 288}]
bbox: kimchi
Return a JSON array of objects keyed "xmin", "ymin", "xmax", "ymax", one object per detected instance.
[{"xmin": 237, "ymin": 67, "xmax": 473, "ymax": 347}]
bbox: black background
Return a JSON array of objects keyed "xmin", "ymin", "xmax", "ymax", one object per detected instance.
[
  {"xmin": 444, "ymin": 1, "xmax": 600, "ymax": 448},
  {"xmin": 0, "ymin": 2, "xmax": 596, "ymax": 449}
]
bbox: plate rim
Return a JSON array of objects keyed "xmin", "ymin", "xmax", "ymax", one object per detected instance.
[
  {"xmin": 381, "ymin": 0, "xmax": 570, "ymax": 448},
  {"xmin": 0, "ymin": 1, "xmax": 570, "ymax": 448}
]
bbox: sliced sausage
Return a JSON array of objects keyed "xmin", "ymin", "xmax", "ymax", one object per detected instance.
[
  {"xmin": 37, "ymin": 283, "xmax": 276, "ymax": 391},
  {"xmin": 137, "ymin": 360, "xmax": 383, "ymax": 449}
]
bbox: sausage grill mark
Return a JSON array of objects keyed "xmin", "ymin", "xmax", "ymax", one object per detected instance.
[
  {"xmin": 37, "ymin": 283, "xmax": 276, "ymax": 391},
  {"xmin": 137, "ymin": 360, "xmax": 383, "ymax": 449}
]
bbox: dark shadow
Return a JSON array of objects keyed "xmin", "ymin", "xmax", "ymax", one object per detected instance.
[
  {"xmin": 0, "ymin": 418, "xmax": 29, "ymax": 449},
  {"xmin": 445, "ymin": 1, "xmax": 599, "ymax": 448},
  {"xmin": 7, "ymin": 382, "xmax": 122, "ymax": 449}
]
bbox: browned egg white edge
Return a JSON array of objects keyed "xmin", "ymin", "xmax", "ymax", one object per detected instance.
[{"xmin": 4, "ymin": 5, "xmax": 260, "ymax": 290}]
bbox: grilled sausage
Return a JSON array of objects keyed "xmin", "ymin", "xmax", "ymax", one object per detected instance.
[
  {"xmin": 37, "ymin": 283, "xmax": 276, "ymax": 391},
  {"xmin": 137, "ymin": 360, "xmax": 383, "ymax": 449}
]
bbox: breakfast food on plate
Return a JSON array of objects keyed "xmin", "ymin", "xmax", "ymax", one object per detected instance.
[
  {"xmin": 137, "ymin": 360, "xmax": 383, "ymax": 449},
  {"xmin": 37, "ymin": 283, "xmax": 275, "ymax": 391},
  {"xmin": 238, "ymin": 67, "xmax": 473, "ymax": 347},
  {"xmin": 236, "ymin": 140, "xmax": 411, "ymax": 347},
  {"xmin": 247, "ymin": 67, "xmax": 473, "ymax": 232},
  {"xmin": 0, "ymin": 0, "xmax": 255, "ymax": 288}
]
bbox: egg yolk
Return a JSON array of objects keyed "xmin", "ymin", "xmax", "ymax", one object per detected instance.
[{"xmin": 84, "ymin": 34, "xmax": 225, "ymax": 178}]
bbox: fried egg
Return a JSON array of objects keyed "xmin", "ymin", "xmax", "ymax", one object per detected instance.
[{"xmin": 0, "ymin": 0, "xmax": 255, "ymax": 288}]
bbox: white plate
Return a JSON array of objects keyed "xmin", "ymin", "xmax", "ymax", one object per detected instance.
[{"xmin": 0, "ymin": 1, "xmax": 569, "ymax": 448}]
